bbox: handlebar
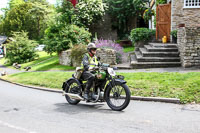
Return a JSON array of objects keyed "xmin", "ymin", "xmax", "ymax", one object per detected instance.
[{"xmin": 89, "ymin": 63, "xmax": 117, "ymax": 71}]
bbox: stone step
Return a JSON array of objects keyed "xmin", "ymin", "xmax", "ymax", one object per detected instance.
[
  {"xmin": 135, "ymin": 51, "xmax": 180, "ymax": 62},
  {"xmin": 139, "ymin": 48, "xmax": 180, "ymax": 57},
  {"xmin": 144, "ymin": 45, "xmax": 178, "ymax": 52},
  {"xmin": 149, "ymin": 43, "xmax": 178, "ymax": 48},
  {"xmin": 130, "ymin": 57, "xmax": 181, "ymax": 69}
]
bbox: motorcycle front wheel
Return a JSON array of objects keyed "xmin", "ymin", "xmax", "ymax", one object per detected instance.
[{"xmin": 105, "ymin": 81, "xmax": 131, "ymax": 111}]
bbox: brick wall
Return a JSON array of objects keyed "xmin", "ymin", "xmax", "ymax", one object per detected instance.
[{"xmin": 178, "ymin": 27, "xmax": 200, "ymax": 67}]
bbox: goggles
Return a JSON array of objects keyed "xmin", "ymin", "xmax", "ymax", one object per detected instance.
[{"xmin": 91, "ymin": 48, "xmax": 97, "ymax": 51}]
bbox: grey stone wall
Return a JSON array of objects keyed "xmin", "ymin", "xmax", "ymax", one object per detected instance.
[
  {"xmin": 59, "ymin": 50, "xmax": 73, "ymax": 66},
  {"xmin": 177, "ymin": 27, "xmax": 200, "ymax": 68},
  {"xmin": 59, "ymin": 48, "xmax": 116, "ymax": 67},
  {"xmin": 171, "ymin": 0, "xmax": 200, "ymax": 30},
  {"xmin": 96, "ymin": 48, "xmax": 116, "ymax": 65}
]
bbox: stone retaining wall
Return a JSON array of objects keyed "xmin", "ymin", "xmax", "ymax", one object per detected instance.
[
  {"xmin": 96, "ymin": 48, "xmax": 116, "ymax": 65},
  {"xmin": 178, "ymin": 27, "xmax": 200, "ymax": 67},
  {"xmin": 59, "ymin": 48, "xmax": 116, "ymax": 67}
]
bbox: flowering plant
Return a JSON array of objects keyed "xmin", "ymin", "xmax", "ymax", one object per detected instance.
[
  {"xmin": 95, "ymin": 39, "xmax": 124, "ymax": 64},
  {"xmin": 73, "ymin": 0, "xmax": 107, "ymax": 27},
  {"xmin": 143, "ymin": 8, "xmax": 154, "ymax": 23}
]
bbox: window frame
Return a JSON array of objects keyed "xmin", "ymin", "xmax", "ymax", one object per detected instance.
[{"xmin": 184, "ymin": 0, "xmax": 200, "ymax": 8}]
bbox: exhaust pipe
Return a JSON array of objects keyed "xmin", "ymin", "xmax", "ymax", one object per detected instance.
[{"xmin": 63, "ymin": 92, "xmax": 84, "ymax": 101}]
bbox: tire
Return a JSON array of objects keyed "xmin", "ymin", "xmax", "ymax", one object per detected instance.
[
  {"xmin": 105, "ymin": 81, "xmax": 131, "ymax": 111},
  {"xmin": 64, "ymin": 79, "xmax": 81, "ymax": 105}
]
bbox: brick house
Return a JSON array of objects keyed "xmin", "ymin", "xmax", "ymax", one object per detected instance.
[{"xmin": 148, "ymin": 0, "xmax": 200, "ymax": 68}]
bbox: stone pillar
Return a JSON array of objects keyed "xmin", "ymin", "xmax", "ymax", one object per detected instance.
[
  {"xmin": 178, "ymin": 27, "xmax": 200, "ymax": 68},
  {"xmin": 59, "ymin": 50, "xmax": 72, "ymax": 66}
]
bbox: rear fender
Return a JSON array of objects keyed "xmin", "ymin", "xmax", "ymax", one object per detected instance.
[{"xmin": 62, "ymin": 78, "xmax": 80, "ymax": 91}]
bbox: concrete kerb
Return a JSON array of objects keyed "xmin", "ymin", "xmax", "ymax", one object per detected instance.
[{"xmin": 0, "ymin": 77, "xmax": 180, "ymax": 104}]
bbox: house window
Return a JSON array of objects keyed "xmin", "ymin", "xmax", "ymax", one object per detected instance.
[{"xmin": 184, "ymin": 0, "xmax": 200, "ymax": 8}]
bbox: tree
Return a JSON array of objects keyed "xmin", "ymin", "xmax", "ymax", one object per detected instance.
[
  {"xmin": 72, "ymin": 0, "xmax": 107, "ymax": 28},
  {"xmin": 1, "ymin": 1, "xmax": 55, "ymax": 40},
  {"xmin": 8, "ymin": 0, "xmax": 25, "ymax": 9},
  {"xmin": 107, "ymin": 0, "xmax": 146, "ymax": 39},
  {"xmin": 56, "ymin": 0, "xmax": 75, "ymax": 26},
  {"xmin": 5, "ymin": 31, "xmax": 38, "ymax": 64},
  {"xmin": 0, "ymin": 15, "xmax": 3, "ymax": 35},
  {"xmin": 28, "ymin": 2, "xmax": 53, "ymax": 38},
  {"xmin": 2, "ymin": 3, "xmax": 36, "ymax": 38}
]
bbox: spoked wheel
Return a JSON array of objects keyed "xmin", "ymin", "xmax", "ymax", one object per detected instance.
[
  {"xmin": 65, "ymin": 79, "xmax": 82, "ymax": 105},
  {"xmin": 105, "ymin": 81, "xmax": 131, "ymax": 111}
]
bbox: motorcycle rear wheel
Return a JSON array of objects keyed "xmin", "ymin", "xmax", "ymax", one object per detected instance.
[
  {"xmin": 105, "ymin": 81, "xmax": 131, "ymax": 111},
  {"xmin": 64, "ymin": 79, "xmax": 81, "ymax": 105}
]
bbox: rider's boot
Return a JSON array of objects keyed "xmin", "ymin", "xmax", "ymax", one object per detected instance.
[
  {"xmin": 84, "ymin": 91, "xmax": 90, "ymax": 101},
  {"xmin": 83, "ymin": 77, "xmax": 94, "ymax": 101}
]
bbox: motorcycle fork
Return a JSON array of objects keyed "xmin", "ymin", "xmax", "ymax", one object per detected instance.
[{"xmin": 109, "ymin": 76, "xmax": 118, "ymax": 93}]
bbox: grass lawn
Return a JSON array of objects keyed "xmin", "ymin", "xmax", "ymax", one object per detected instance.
[
  {"xmin": 123, "ymin": 47, "xmax": 135, "ymax": 53},
  {"xmin": 0, "ymin": 51, "xmax": 75, "ymax": 71},
  {"xmin": 2, "ymin": 71, "xmax": 200, "ymax": 104}
]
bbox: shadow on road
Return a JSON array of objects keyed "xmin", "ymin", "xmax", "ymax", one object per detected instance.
[{"xmin": 54, "ymin": 102, "xmax": 124, "ymax": 114}]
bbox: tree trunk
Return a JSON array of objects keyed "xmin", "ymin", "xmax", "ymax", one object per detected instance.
[{"xmin": 37, "ymin": 17, "xmax": 40, "ymax": 37}]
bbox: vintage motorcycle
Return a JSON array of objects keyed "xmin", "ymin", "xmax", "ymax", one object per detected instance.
[{"xmin": 62, "ymin": 60, "xmax": 131, "ymax": 111}]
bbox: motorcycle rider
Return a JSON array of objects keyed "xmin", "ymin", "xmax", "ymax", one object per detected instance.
[{"xmin": 81, "ymin": 43, "xmax": 98, "ymax": 100}]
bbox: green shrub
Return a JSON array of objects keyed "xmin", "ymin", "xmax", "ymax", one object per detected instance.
[
  {"xmin": 5, "ymin": 31, "xmax": 38, "ymax": 64},
  {"xmin": 129, "ymin": 28, "xmax": 155, "ymax": 44},
  {"xmin": 170, "ymin": 30, "xmax": 177, "ymax": 38},
  {"xmin": 43, "ymin": 24, "xmax": 91, "ymax": 54}
]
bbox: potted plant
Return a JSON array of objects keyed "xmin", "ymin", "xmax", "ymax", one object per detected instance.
[{"xmin": 170, "ymin": 30, "xmax": 177, "ymax": 43}]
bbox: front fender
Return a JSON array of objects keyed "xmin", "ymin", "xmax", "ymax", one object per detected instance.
[
  {"xmin": 62, "ymin": 78, "xmax": 80, "ymax": 91},
  {"xmin": 104, "ymin": 79, "xmax": 127, "ymax": 95},
  {"xmin": 114, "ymin": 79, "xmax": 127, "ymax": 84}
]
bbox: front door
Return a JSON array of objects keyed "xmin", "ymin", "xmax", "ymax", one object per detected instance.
[{"xmin": 156, "ymin": 3, "xmax": 171, "ymax": 42}]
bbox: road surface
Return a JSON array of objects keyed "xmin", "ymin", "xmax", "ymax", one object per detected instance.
[{"xmin": 0, "ymin": 80, "xmax": 200, "ymax": 133}]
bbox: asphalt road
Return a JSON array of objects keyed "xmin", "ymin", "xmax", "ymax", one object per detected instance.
[{"xmin": 0, "ymin": 80, "xmax": 200, "ymax": 133}]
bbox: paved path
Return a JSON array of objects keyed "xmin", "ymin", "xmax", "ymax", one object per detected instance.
[
  {"xmin": 0, "ymin": 64, "xmax": 24, "ymax": 75},
  {"xmin": 115, "ymin": 67, "xmax": 200, "ymax": 73},
  {"xmin": 1, "ymin": 63, "xmax": 200, "ymax": 75},
  {"xmin": 1, "ymin": 56, "xmax": 200, "ymax": 75},
  {"xmin": 0, "ymin": 80, "xmax": 200, "ymax": 133}
]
